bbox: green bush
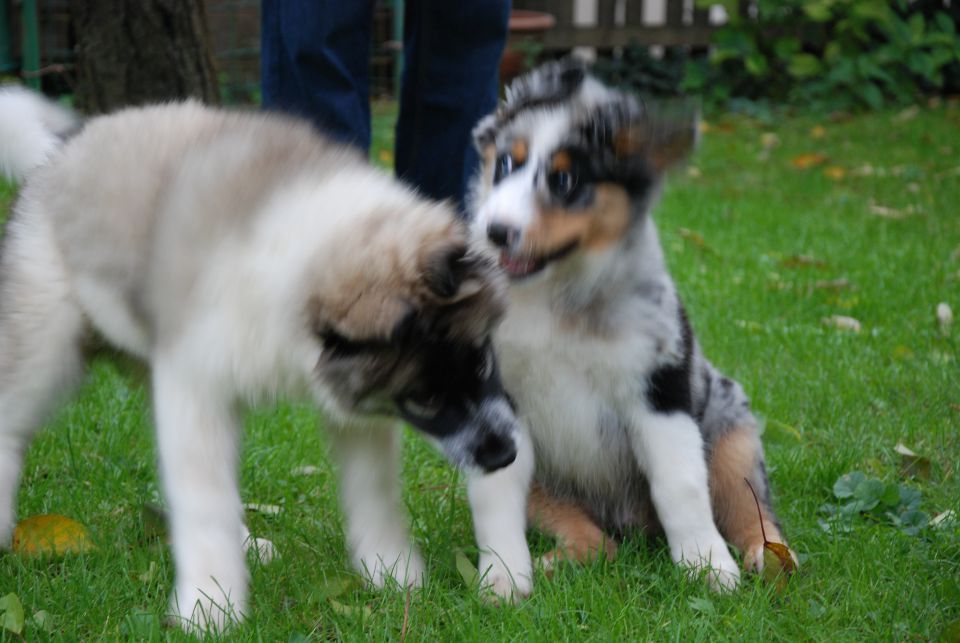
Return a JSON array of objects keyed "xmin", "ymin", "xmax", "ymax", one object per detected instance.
[{"xmin": 687, "ymin": 0, "xmax": 960, "ymax": 109}]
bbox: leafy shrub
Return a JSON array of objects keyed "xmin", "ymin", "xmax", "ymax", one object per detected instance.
[
  {"xmin": 686, "ymin": 0, "xmax": 960, "ymax": 109},
  {"xmin": 819, "ymin": 471, "xmax": 930, "ymax": 535}
]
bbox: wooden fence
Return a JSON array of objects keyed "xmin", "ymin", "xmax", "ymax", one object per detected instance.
[{"xmin": 512, "ymin": 0, "xmax": 718, "ymax": 49}]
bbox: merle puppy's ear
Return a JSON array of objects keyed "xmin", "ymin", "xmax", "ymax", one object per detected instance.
[
  {"xmin": 473, "ymin": 114, "xmax": 498, "ymax": 153},
  {"xmin": 645, "ymin": 99, "xmax": 700, "ymax": 172}
]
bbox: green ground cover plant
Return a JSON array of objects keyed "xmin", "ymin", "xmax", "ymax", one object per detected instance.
[{"xmin": 1, "ymin": 102, "xmax": 958, "ymax": 640}]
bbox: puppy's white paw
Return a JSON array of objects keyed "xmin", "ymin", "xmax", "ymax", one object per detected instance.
[
  {"xmin": 168, "ymin": 579, "xmax": 246, "ymax": 635},
  {"xmin": 479, "ymin": 553, "xmax": 533, "ymax": 604},
  {"xmin": 676, "ymin": 540, "xmax": 741, "ymax": 592},
  {"xmin": 357, "ymin": 546, "xmax": 425, "ymax": 589}
]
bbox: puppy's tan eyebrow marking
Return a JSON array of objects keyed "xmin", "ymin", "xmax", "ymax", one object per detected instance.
[
  {"xmin": 511, "ymin": 138, "xmax": 528, "ymax": 166},
  {"xmin": 551, "ymin": 150, "xmax": 572, "ymax": 172}
]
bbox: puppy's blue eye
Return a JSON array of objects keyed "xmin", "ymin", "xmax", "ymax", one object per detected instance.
[
  {"xmin": 494, "ymin": 153, "xmax": 514, "ymax": 184},
  {"xmin": 548, "ymin": 170, "xmax": 577, "ymax": 198}
]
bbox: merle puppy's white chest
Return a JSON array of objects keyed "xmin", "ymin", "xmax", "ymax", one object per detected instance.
[{"xmin": 495, "ymin": 286, "xmax": 668, "ymax": 494}]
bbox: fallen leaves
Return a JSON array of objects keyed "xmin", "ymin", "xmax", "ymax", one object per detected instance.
[
  {"xmin": 791, "ymin": 153, "xmax": 829, "ymax": 169},
  {"xmin": 780, "ymin": 254, "xmax": 827, "ymax": 269},
  {"xmin": 678, "ymin": 227, "xmax": 716, "ymax": 254},
  {"xmin": 895, "ymin": 443, "xmax": 932, "ymax": 479},
  {"xmin": 243, "ymin": 502, "xmax": 282, "ymax": 516},
  {"xmin": 12, "ymin": 514, "xmax": 95, "ymax": 556},
  {"xmin": 822, "ymin": 315, "xmax": 861, "ymax": 333},
  {"xmin": 814, "ymin": 278, "xmax": 850, "ymax": 291},
  {"xmin": 937, "ymin": 302, "xmax": 953, "ymax": 334},
  {"xmin": 744, "ymin": 478, "xmax": 797, "ymax": 591},
  {"xmin": 823, "ymin": 165, "xmax": 846, "ymax": 180},
  {"xmin": 868, "ymin": 200, "xmax": 919, "ymax": 219}
]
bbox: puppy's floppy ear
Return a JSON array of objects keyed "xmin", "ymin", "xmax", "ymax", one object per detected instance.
[
  {"xmin": 644, "ymin": 99, "xmax": 700, "ymax": 173},
  {"xmin": 424, "ymin": 245, "xmax": 495, "ymax": 305},
  {"xmin": 472, "ymin": 114, "xmax": 498, "ymax": 154},
  {"xmin": 424, "ymin": 244, "xmax": 491, "ymax": 302}
]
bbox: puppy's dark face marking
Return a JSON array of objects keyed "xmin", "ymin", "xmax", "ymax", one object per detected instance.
[
  {"xmin": 474, "ymin": 60, "xmax": 697, "ymax": 281},
  {"xmin": 314, "ymin": 253, "xmax": 518, "ymax": 473}
]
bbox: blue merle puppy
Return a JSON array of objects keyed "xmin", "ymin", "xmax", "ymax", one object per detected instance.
[{"xmin": 462, "ymin": 60, "xmax": 796, "ymax": 597}]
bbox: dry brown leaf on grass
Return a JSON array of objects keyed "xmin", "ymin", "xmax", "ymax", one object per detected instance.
[
  {"xmin": 744, "ymin": 478, "xmax": 797, "ymax": 591},
  {"xmin": 894, "ymin": 443, "xmax": 933, "ymax": 479},
  {"xmin": 678, "ymin": 227, "xmax": 716, "ymax": 254},
  {"xmin": 780, "ymin": 254, "xmax": 827, "ymax": 269},
  {"xmin": 823, "ymin": 166, "xmax": 846, "ymax": 180},
  {"xmin": 12, "ymin": 514, "xmax": 95, "ymax": 556},
  {"xmin": 791, "ymin": 153, "xmax": 829, "ymax": 169},
  {"xmin": 814, "ymin": 278, "xmax": 851, "ymax": 291}
]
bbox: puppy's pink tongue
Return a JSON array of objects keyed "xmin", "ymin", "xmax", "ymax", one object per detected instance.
[{"xmin": 500, "ymin": 253, "xmax": 535, "ymax": 276}]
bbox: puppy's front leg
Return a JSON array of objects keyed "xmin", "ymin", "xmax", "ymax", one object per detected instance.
[
  {"xmin": 328, "ymin": 421, "xmax": 424, "ymax": 588},
  {"xmin": 466, "ymin": 427, "xmax": 534, "ymax": 602},
  {"xmin": 152, "ymin": 355, "xmax": 247, "ymax": 633},
  {"xmin": 629, "ymin": 411, "xmax": 740, "ymax": 591}
]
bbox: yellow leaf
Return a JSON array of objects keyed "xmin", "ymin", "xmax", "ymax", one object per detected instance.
[
  {"xmin": 810, "ymin": 125, "xmax": 826, "ymax": 139},
  {"xmin": 791, "ymin": 153, "xmax": 828, "ymax": 169},
  {"xmin": 762, "ymin": 542, "xmax": 798, "ymax": 591},
  {"xmin": 760, "ymin": 132, "xmax": 780, "ymax": 150},
  {"xmin": 12, "ymin": 514, "xmax": 95, "ymax": 556},
  {"xmin": 823, "ymin": 165, "xmax": 846, "ymax": 180}
]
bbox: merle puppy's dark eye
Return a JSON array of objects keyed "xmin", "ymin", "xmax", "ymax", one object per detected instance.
[
  {"xmin": 548, "ymin": 170, "xmax": 576, "ymax": 198},
  {"xmin": 493, "ymin": 153, "xmax": 514, "ymax": 184}
]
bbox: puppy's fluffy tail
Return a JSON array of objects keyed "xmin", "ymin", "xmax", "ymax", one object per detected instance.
[{"xmin": 0, "ymin": 85, "xmax": 79, "ymax": 182}]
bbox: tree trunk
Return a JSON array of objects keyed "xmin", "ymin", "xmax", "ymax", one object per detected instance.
[{"xmin": 71, "ymin": 0, "xmax": 219, "ymax": 113}]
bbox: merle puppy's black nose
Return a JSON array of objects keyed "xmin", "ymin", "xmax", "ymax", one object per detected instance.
[
  {"xmin": 487, "ymin": 222, "xmax": 518, "ymax": 249},
  {"xmin": 473, "ymin": 432, "xmax": 517, "ymax": 473}
]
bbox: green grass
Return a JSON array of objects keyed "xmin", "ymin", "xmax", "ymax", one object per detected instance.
[{"xmin": 1, "ymin": 104, "xmax": 959, "ymax": 641}]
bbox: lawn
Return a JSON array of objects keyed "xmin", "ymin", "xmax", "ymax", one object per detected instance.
[{"xmin": 1, "ymin": 102, "xmax": 958, "ymax": 641}]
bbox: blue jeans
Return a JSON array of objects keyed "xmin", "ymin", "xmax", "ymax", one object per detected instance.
[{"xmin": 261, "ymin": 0, "xmax": 509, "ymax": 213}]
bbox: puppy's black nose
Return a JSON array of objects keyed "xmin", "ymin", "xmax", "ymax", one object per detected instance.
[
  {"xmin": 487, "ymin": 222, "xmax": 519, "ymax": 249},
  {"xmin": 473, "ymin": 432, "xmax": 517, "ymax": 473}
]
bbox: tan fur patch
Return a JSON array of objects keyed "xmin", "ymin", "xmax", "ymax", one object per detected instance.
[
  {"xmin": 511, "ymin": 138, "xmax": 528, "ymax": 166},
  {"xmin": 614, "ymin": 126, "xmax": 646, "ymax": 158},
  {"xmin": 521, "ymin": 183, "xmax": 632, "ymax": 258},
  {"xmin": 528, "ymin": 483, "xmax": 617, "ymax": 571},
  {"xmin": 708, "ymin": 427, "xmax": 787, "ymax": 559},
  {"xmin": 550, "ymin": 150, "xmax": 572, "ymax": 173}
]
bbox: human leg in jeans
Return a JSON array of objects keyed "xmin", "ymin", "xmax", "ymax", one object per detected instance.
[
  {"xmin": 395, "ymin": 0, "xmax": 509, "ymax": 212},
  {"xmin": 261, "ymin": 0, "xmax": 374, "ymax": 149}
]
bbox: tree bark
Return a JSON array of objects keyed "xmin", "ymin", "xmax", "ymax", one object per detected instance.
[{"xmin": 71, "ymin": 0, "xmax": 219, "ymax": 113}]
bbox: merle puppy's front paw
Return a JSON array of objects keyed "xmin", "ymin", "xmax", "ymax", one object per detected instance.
[
  {"xmin": 676, "ymin": 539, "xmax": 741, "ymax": 592},
  {"xmin": 479, "ymin": 553, "xmax": 533, "ymax": 604}
]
